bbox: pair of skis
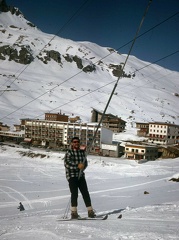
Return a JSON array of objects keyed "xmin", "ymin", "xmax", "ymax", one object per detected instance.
[
  {"xmin": 57, "ymin": 214, "xmax": 122, "ymax": 221},
  {"xmin": 57, "ymin": 214, "xmax": 108, "ymax": 221}
]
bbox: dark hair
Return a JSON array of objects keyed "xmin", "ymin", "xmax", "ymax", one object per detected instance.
[{"xmin": 71, "ymin": 137, "xmax": 80, "ymax": 142}]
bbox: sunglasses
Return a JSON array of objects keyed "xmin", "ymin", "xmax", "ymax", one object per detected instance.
[{"xmin": 72, "ymin": 141, "xmax": 79, "ymax": 143}]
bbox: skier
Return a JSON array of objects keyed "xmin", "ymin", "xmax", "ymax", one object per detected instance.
[
  {"xmin": 64, "ymin": 137, "xmax": 96, "ymax": 219},
  {"xmin": 17, "ymin": 202, "xmax": 25, "ymax": 211}
]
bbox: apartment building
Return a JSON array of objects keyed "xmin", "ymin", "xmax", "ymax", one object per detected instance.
[
  {"xmin": 125, "ymin": 144, "xmax": 158, "ymax": 160},
  {"xmin": 91, "ymin": 108, "xmax": 126, "ymax": 133},
  {"xmin": 148, "ymin": 122, "xmax": 179, "ymax": 145},
  {"xmin": 24, "ymin": 119, "xmax": 113, "ymax": 152}
]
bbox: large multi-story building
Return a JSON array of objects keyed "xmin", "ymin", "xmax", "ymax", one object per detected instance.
[
  {"xmin": 24, "ymin": 119, "xmax": 113, "ymax": 152},
  {"xmin": 91, "ymin": 108, "xmax": 126, "ymax": 133},
  {"xmin": 148, "ymin": 122, "xmax": 179, "ymax": 145}
]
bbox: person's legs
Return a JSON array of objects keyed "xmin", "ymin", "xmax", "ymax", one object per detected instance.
[
  {"xmin": 78, "ymin": 176, "xmax": 91, "ymax": 207},
  {"xmin": 68, "ymin": 177, "xmax": 79, "ymax": 218},
  {"xmin": 79, "ymin": 177, "xmax": 96, "ymax": 218}
]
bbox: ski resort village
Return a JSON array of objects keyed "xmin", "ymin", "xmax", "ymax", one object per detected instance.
[
  {"xmin": 1, "ymin": 109, "xmax": 179, "ymax": 160},
  {"xmin": 0, "ymin": 0, "xmax": 179, "ymax": 239}
]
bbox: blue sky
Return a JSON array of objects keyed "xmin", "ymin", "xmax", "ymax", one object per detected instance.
[{"xmin": 7, "ymin": 0, "xmax": 179, "ymax": 71}]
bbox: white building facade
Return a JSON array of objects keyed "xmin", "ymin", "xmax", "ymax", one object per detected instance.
[
  {"xmin": 148, "ymin": 122, "xmax": 179, "ymax": 145},
  {"xmin": 24, "ymin": 119, "xmax": 113, "ymax": 151}
]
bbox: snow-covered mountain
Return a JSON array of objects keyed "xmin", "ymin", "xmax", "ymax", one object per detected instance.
[{"xmin": 0, "ymin": 1, "xmax": 179, "ymax": 130}]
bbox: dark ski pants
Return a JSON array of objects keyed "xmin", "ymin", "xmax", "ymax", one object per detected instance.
[{"xmin": 68, "ymin": 176, "xmax": 92, "ymax": 208}]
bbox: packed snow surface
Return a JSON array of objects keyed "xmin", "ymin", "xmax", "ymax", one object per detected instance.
[{"xmin": 0, "ymin": 145, "xmax": 179, "ymax": 239}]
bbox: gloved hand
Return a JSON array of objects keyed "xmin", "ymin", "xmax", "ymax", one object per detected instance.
[{"xmin": 78, "ymin": 163, "xmax": 85, "ymax": 170}]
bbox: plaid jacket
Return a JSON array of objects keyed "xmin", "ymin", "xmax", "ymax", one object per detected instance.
[{"xmin": 64, "ymin": 149, "xmax": 88, "ymax": 180}]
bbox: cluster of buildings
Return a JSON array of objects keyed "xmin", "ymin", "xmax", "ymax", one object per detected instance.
[
  {"xmin": 0, "ymin": 109, "xmax": 125, "ymax": 154},
  {"xmin": 0, "ymin": 109, "xmax": 179, "ymax": 161}
]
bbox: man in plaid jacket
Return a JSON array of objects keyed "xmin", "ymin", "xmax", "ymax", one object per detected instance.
[{"xmin": 64, "ymin": 137, "xmax": 96, "ymax": 219}]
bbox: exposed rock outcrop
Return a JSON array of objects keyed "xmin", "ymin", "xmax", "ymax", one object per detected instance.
[{"xmin": 0, "ymin": 45, "xmax": 34, "ymax": 64}]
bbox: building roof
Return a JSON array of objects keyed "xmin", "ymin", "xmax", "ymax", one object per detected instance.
[{"xmin": 125, "ymin": 143, "xmax": 157, "ymax": 148}]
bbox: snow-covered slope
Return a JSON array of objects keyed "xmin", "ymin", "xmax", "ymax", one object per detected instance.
[
  {"xmin": 0, "ymin": 3, "xmax": 179, "ymax": 129},
  {"xmin": 0, "ymin": 145, "xmax": 179, "ymax": 239}
]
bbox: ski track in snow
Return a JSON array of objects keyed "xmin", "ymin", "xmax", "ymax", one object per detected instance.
[
  {"xmin": 90, "ymin": 177, "xmax": 169, "ymax": 194},
  {"xmin": 17, "ymin": 174, "xmax": 33, "ymax": 183},
  {"xmin": 0, "ymin": 176, "xmax": 168, "ymax": 210},
  {"xmin": 0, "ymin": 185, "xmax": 33, "ymax": 209}
]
